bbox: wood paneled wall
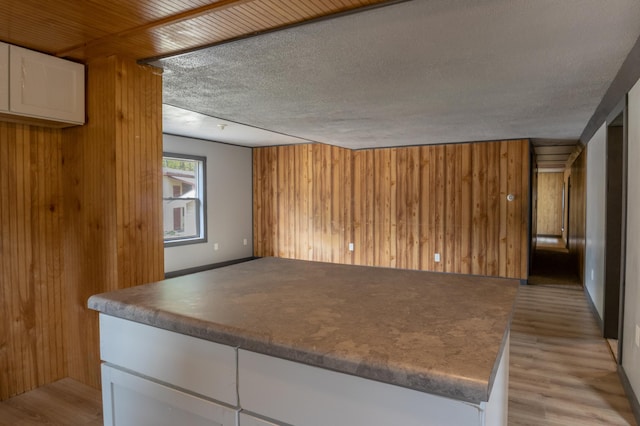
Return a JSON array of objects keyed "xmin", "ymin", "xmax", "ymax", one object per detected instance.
[
  {"xmin": 568, "ymin": 149, "xmax": 587, "ymax": 284},
  {"xmin": 254, "ymin": 139, "xmax": 530, "ymax": 280},
  {"xmin": 531, "ymin": 159, "xmax": 538, "ymax": 258},
  {"xmin": 254, "ymin": 144, "xmax": 354, "ymax": 264},
  {"xmin": 537, "ymin": 172, "xmax": 564, "ymax": 236},
  {"xmin": 62, "ymin": 56, "xmax": 164, "ymax": 389},
  {"xmin": 0, "ymin": 123, "xmax": 67, "ymax": 400}
]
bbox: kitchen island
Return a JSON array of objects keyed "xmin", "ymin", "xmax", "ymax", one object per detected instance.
[{"xmin": 89, "ymin": 257, "xmax": 519, "ymax": 426}]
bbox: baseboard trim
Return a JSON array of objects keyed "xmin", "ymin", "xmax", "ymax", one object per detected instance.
[
  {"xmin": 164, "ymin": 256, "xmax": 258, "ymax": 279},
  {"xmin": 618, "ymin": 365, "xmax": 640, "ymax": 425},
  {"xmin": 583, "ymin": 286, "xmax": 604, "ymax": 334}
]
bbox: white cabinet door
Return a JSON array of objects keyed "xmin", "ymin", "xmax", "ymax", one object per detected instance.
[
  {"xmin": 9, "ymin": 45, "xmax": 84, "ymax": 124},
  {"xmin": 0, "ymin": 42, "xmax": 8, "ymax": 112},
  {"xmin": 238, "ymin": 413, "xmax": 280, "ymax": 426},
  {"xmin": 102, "ymin": 364, "xmax": 238, "ymax": 426}
]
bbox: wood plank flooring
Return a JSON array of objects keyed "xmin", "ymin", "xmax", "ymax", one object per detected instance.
[
  {"xmin": 0, "ymin": 285, "xmax": 636, "ymax": 425},
  {"xmin": 509, "ymin": 285, "xmax": 636, "ymax": 425},
  {"xmin": 0, "ymin": 378, "xmax": 102, "ymax": 425}
]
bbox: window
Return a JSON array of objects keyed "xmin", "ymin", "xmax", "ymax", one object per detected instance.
[{"xmin": 162, "ymin": 153, "xmax": 206, "ymax": 245}]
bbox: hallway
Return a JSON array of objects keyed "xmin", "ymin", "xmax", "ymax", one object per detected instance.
[
  {"xmin": 510, "ymin": 238, "xmax": 636, "ymax": 425},
  {"xmin": 528, "ymin": 237, "xmax": 581, "ymax": 287}
]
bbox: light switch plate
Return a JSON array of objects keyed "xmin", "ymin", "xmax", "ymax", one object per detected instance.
[{"xmin": 636, "ymin": 324, "xmax": 640, "ymax": 348}]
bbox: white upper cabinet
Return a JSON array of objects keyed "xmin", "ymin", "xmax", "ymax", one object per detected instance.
[
  {"xmin": 0, "ymin": 43, "xmax": 8, "ymax": 112},
  {"xmin": 7, "ymin": 44, "xmax": 84, "ymax": 126}
]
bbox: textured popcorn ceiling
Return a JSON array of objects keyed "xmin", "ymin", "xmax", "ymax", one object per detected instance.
[{"xmin": 154, "ymin": 0, "xmax": 640, "ymax": 149}]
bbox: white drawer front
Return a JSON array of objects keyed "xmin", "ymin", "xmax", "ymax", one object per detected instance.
[
  {"xmin": 102, "ymin": 364, "xmax": 238, "ymax": 426},
  {"xmin": 100, "ymin": 314, "xmax": 237, "ymax": 406},
  {"xmin": 238, "ymin": 349, "xmax": 483, "ymax": 426}
]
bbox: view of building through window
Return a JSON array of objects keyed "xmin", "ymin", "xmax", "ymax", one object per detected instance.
[{"xmin": 162, "ymin": 154, "xmax": 206, "ymax": 244}]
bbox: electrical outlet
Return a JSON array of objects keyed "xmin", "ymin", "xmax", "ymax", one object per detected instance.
[
  {"xmin": 434, "ymin": 253, "xmax": 441, "ymax": 263},
  {"xmin": 243, "ymin": 238, "xmax": 248, "ymax": 246},
  {"xmin": 636, "ymin": 324, "xmax": 640, "ymax": 348},
  {"xmin": 214, "ymin": 243, "xmax": 219, "ymax": 251},
  {"xmin": 348, "ymin": 243, "xmax": 354, "ymax": 251}
]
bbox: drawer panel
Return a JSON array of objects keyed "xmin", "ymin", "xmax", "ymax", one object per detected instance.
[
  {"xmin": 100, "ymin": 314, "xmax": 237, "ymax": 406},
  {"xmin": 238, "ymin": 349, "xmax": 483, "ymax": 426}
]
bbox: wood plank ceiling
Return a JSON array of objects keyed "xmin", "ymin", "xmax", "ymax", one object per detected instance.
[{"xmin": 0, "ymin": 0, "xmax": 395, "ymax": 62}]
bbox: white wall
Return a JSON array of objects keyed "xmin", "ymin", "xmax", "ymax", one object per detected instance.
[
  {"xmin": 584, "ymin": 123, "xmax": 607, "ymax": 320},
  {"xmin": 164, "ymin": 135, "xmax": 253, "ymax": 273},
  {"xmin": 623, "ymin": 78, "xmax": 640, "ymax": 402}
]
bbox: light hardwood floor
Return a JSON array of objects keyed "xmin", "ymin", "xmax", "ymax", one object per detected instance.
[
  {"xmin": 0, "ymin": 285, "xmax": 636, "ymax": 425},
  {"xmin": 0, "ymin": 378, "xmax": 102, "ymax": 425},
  {"xmin": 509, "ymin": 285, "xmax": 636, "ymax": 425}
]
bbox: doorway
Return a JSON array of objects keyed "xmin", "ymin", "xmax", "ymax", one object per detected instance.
[
  {"xmin": 529, "ymin": 141, "xmax": 582, "ymax": 287},
  {"xmin": 603, "ymin": 109, "xmax": 627, "ymax": 362},
  {"xmin": 529, "ymin": 170, "xmax": 581, "ymax": 287}
]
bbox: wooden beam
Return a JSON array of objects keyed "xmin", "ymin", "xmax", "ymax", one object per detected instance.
[{"xmin": 54, "ymin": 0, "xmax": 254, "ymax": 58}]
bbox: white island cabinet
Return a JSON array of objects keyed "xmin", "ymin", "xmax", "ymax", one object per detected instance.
[
  {"xmin": 91, "ymin": 258, "xmax": 516, "ymax": 426},
  {"xmin": 0, "ymin": 42, "xmax": 84, "ymax": 127},
  {"xmin": 99, "ymin": 314, "xmax": 509, "ymax": 426},
  {"xmin": 99, "ymin": 315, "xmax": 239, "ymax": 426}
]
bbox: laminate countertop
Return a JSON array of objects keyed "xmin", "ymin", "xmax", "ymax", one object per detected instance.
[{"xmin": 88, "ymin": 257, "xmax": 519, "ymax": 404}]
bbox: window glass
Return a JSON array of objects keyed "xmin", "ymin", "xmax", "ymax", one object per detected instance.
[{"xmin": 162, "ymin": 154, "xmax": 206, "ymax": 245}]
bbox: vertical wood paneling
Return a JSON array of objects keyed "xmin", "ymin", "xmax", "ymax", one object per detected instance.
[
  {"xmin": 253, "ymin": 143, "xmax": 353, "ymax": 265},
  {"xmin": 0, "ymin": 123, "xmax": 66, "ymax": 401},
  {"xmin": 536, "ymin": 172, "xmax": 564, "ymax": 236},
  {"xmin": 0, "ymin": 53, "xmax": 207, "ymax": 401},
  {"xmin": 406, "ymin": 147, "xmax": 420, "ymax": 270},
  {"xmin": 498, "ymin": 142, "xmax": 509, "ymax": 277},
  {"xmin": 277, "ymin": 145, "xmax": 287, "ymax": 257},
  {"xmin": 506, "ymin": 141, "xmax": 519, "ymax": 278},
  {"xmin": 421, "ymin": 146, "xmax": 434, "ymax": 271},
  {"xmin": 520, "ymin": 141, "xmax": 531, "ymax": 277},
  {"xmin": 460, "ymin": 145, "xmax": 472, "ymax": 274},
  {"xmin": 432, "ymin": 145, "xmax": 446, "ymax": 272},
  {"xmin": 62, "ymin": 56, "xmax": 163, "ymax": 389},
  {"xmin": 116, "ymin": 58, "xmax": 163, "ymax": 289},
  {"xmin": 374, "ymin": 149, "xmax": 389, "ymax": 266},
  {"xmin": 254, "ymin": 139, "xmax": 530, "ymax": 280},
  {"xmin": 568, "ymin": 149, "xmax": 587, "ymax": 284},
  {"xmin": 486, "ymin": 142, "xmax": 500, "ymax": 276},
  {"xmin": 472, "ymin": 142, "xmax": 487, "ymax": 275},
  {"xmin": 343, "ymin": 148, "xmax": 353, "ymax": 265},
  {"xmin": 353, "ymin": 150, "xmax": 374, "ymax": 266},
  {"xmin": 444, "ymin": 144, "xmax": 459, "ymax": 273}
]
